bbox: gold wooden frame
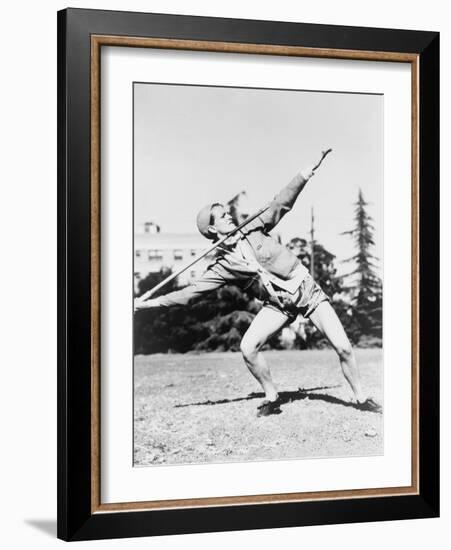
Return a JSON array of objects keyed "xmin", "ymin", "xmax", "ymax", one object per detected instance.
[{"xmin": 90, "ymin": 35, "xmax": 419, "ymax": 514}]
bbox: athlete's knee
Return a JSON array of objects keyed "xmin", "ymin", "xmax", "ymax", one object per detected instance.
[
  {"xmin": 335, "ymin": 340, "xmax": 353, "ymax": 362},
  {"xmin": 240, "ymin": 337, "xmax": 261, "ymax": 362}
]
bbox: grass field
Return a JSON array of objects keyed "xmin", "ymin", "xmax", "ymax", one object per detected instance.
[{"xmin": 134, "ymin": 349, "xmax": 383, "ymax": 466}]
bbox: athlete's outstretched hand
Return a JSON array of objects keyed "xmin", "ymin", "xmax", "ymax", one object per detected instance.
[{"xmin": 134, "ymin": 297, "xmax": 160, "ymax": 313}]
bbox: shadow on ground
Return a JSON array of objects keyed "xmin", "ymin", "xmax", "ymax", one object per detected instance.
[{"xmin": 175, "ymin": 386, "xmax": 382, "ymax": 414}]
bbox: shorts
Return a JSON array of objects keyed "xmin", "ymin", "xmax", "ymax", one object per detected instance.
[{"xmin": 263, "ymin": 273, "xmax": 329, "ymax": 322}]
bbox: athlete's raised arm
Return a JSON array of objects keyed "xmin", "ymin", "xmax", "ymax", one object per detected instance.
[{"xmin": 257, "ymin": 149, "xmax": 332, "ymax": 231}]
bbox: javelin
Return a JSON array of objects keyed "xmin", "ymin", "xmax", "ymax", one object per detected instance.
[{"xmin": 137, "ymin": 148, "xmax": 332, "ymax": 301}]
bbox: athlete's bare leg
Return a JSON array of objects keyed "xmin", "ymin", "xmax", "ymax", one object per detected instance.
[
  {"xmin": 240, "ymin": 306, "xmax": 289, "ymax": 402},
  {"xmin": 309, "ymin": 301, "xmax": 365, "ymax": 403}
]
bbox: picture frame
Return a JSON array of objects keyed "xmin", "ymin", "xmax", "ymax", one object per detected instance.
[{"xmin": 57, "ymin": 7, "xmax": 439, "ymax": 541}]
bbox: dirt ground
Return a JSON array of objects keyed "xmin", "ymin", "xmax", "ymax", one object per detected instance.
[{"xmin": 134, "ymin": 349, "xmax": 383, "ymax": 466}]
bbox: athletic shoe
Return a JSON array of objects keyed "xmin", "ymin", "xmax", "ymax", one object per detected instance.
[
  {"xmin": 257, "ymin": 398, "xmax": 282, "ymax": 417},
  {"xmin": 356, "ymin": 397, "xmax": 382, "ymax": 413}
]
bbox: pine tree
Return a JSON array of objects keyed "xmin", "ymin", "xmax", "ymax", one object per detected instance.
[{"xmin": 342, "ymin": 189, "xmax": 382, "ymax": 344}]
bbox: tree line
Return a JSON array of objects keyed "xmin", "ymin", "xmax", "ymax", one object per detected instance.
[{"xmin": 134, "ymin": 189, "xmax": 382, "ymax": 354}]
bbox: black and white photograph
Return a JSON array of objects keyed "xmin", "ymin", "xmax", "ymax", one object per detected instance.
[{"xmin": 133, "ymin": 82, "xmax": 384, "ymax": 467}]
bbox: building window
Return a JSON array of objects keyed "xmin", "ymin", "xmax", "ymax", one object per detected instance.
[
  {"xmin": 173, "ymin": 250, "xmax": 183, "ymax": 260},
  {"xmin": 135, "ymin": 250, "xmax": 141, "ymax": 258},
  {"xmin": 148, "ymin": 249, "xmax": 163, "ymax": 260},
  {"xmin": 144, "ymin": 222, "xmax": 160, "ymax": 234}
]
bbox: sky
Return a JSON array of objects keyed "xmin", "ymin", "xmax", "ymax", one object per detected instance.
[{"xmin": 134, "ymin": 83, "xmax": 383, "ymax": 275}]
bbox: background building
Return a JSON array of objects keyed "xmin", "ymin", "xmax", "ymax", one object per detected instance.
[{"xmin": 134, "ymin": 222, "xmax": 214, "ymax": 292}]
